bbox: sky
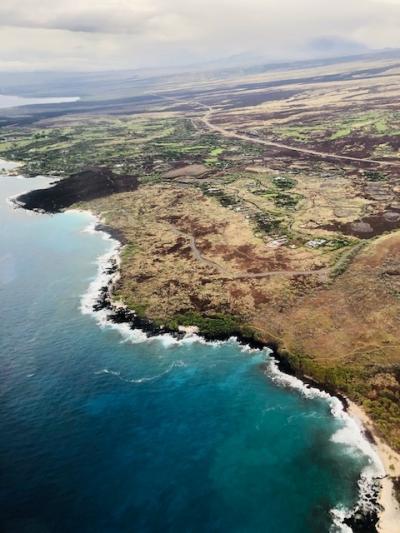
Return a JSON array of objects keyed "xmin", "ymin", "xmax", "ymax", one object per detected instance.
[{"xmin": 0, "ymin": 0, "xmax": 399, "ymax": 72}]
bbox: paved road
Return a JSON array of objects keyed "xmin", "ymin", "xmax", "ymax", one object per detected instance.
[
  {"xmin": 201, "ymin": 107, "xmax": 399, "ymax": 168},
  {"xmin": 158, "ymin": 93, "xmax": 398, "ymax": 167}
]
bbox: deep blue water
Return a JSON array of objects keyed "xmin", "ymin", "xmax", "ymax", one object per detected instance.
[{"xmin": 0, "ymin": 173, "xmax": 374, "ymax": 532}]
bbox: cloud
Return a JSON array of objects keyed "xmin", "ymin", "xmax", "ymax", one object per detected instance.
[
  {"xmin": 0, "ymin": 0, "xmax": 399, "ymax": 71},
  {"xmin": 0, "ymin": 1, "xmax": 158, "ymax": 34}
]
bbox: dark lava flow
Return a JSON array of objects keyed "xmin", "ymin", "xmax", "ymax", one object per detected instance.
[{"xmin": 16, "ymin": 167, "xmax": 138, "ymax": 213}]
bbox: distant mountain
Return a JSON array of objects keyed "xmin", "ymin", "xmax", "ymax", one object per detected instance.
[
  {"xmin": 0, "ymin": 47, "xmax": 399, "ymax": 100},
  {"xmin": 305, "ymin": 36, "xmax": 369, "ymax": 58},
  {"xmin": 177, "ymin": 38, "xmax": 370, "ymax": 71}
]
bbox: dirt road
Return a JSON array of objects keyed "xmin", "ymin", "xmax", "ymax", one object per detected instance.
[{"xmin": 170, "ymin": 224, "xmax": 328, "ymax": 280}]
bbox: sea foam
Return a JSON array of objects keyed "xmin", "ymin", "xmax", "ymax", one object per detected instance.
[
  {"xmin": 81, "ymin": 218, "xmax": 385, "ymax": 532},
  {"xmin": 79, "ymin": 222, "xmax": 227, "ymax": 348},
  {"xmin": 94, "ymin": 360, "xmax": 187, "ymax": 384},
  {"xmin": 265, "ymin": 358, "xmax": 384, "ymax": 532}
]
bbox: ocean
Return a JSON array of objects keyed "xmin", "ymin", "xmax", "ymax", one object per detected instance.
[
  {"xmin": 0, "ymin": 95, "xmax": 79, "ymax": 109},
  {"xmin": 0, "ymin": 169, "xmax": 383, "ymax": 532}
]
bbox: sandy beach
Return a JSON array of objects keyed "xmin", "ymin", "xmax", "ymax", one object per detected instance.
[{"xmin": 348, "ymin": 401, "xmax": 400, "ymax": 533}]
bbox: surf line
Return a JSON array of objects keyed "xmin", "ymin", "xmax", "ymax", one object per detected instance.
[{"xmin": 80, "ymin": 212, "xmax": 386, "ymax": 532}]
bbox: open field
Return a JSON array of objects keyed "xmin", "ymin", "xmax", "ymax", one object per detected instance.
[{"xmin": 5, "ymin": 52, "xmax": 400, "ymax": 468}]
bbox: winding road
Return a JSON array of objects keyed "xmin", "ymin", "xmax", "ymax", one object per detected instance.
[
  {"xmin": 158, "ymin": 92, "xmax": 397, "ymax": 280},
  {"xmin": 170, "ymin": 224, "xmax": 328, "ymax": 280}
]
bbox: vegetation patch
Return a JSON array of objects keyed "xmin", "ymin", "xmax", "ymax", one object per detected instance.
[
  {"xmin": 365, "ymin": 170, "xmax": 388, "ymax": 182},
  {"xmin": 167, "ymin": 311, "xmax": 248, "ymax": 339},
  {"xmin": 273, "ymin": 176, "xmax": 297, "ymax": 189},
  {"xmin": 273, "ymin": 192, "xmax": 300, "ymax": 208}
]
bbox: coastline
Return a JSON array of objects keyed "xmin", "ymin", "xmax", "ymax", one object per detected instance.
[
  {"xmin": 6, "ymin": 166, "xmax": 400, "ymax": 532},
  {"xmin": 81, "ymin": 212, "xmax": 398, "ymax": 533},
  {"xmin": 347, "ymin": 401, "xmax": 400, "ymax": 533}
]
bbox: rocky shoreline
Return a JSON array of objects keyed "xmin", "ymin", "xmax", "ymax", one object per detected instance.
[
  {"xmin": 90, "ymin": 224, "xmax": 384, "ymax": 533},
  {"xmin": 92, "ymin": 240, "xmax": 355, "ymax": 409},
  {"xmin": 16, "ymin": 167, "xmax": 138, "ymax": 213},
  {"xmin": 10, "ymin": 167, "xmax": 392, "ymax": 533}
]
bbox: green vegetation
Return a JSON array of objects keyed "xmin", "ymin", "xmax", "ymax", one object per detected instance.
[
  {"xmin": 203, "ymin": 188, "xmax": 240, "ymax": 208},
  {"xmin": 121, "ymin": 243, "xmax": 138, "ymax": 260},
  {"xmin": 205, "ymin": 146, "xmax": 224, "ymax": 165},
  {"xmin": 365, "ymin": 170, "xmax": 388, "ymax": 182},
  {"xmin": 167, "ymin": 311, "xmax": 254, "ymax": 339},
  {"xmin": 273, "ymin": 176, "xmax": 297, "ymax": 190},
  {"xmin": 329, "ymin": 111, "xmax": 400, "ymax": 139},
  {"xmin": 123, "ymin": 301, "xmax": 148, "ymax": 318},
  {"xmin": 0, "ymin": 117, "xmax": 229, "ymax": 177},
  {"xmin": 330, "ymin": 242, "xmax": 367, "ymax": 278},
  {"xmin": 273, "ymin": 110, "xmax": 400, "ymax": 145},
  {"xmin": 253, "ymin": 212, "xmax": 281, "ymax": 233},
  {"xmin": 273, "ymin": 192, "xmax": 300, "ymax": 208},
  {"xmin": 166, "ymin": 312, "xmax": 259, "ymax": 346},
  {"xmin": 0, "ymin": 117, "xmax": 175, "ymax": 175},
  {"xmin": 330, "ymin": 127, "xmax": 352, "ymax": 140},
  {"xmin": 259, "ymin": 344, "xmax": 400, "ymax": 451},
  {"xmin": 275, "ymin": 125, "xmax": 318, "ymax": 142},
  {"xmin": 324, "ymin": 238, "xmax": 352, "ymax": 250},
  {"xmin": 209, "ymin": 147, "xmax": 224, "ymax": 157}
]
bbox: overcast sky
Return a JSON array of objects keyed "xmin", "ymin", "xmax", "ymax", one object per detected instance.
[{"xmin": 0, "ymin": 0, "xmax": 399, "ymax": 71}]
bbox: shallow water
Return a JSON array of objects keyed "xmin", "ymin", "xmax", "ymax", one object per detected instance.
[{"xmin": 0, "ymin": 174, "xmax": 380, "ymax": 532}]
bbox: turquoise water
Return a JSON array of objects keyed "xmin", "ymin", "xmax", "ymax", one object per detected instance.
[{"xmin": 0, "ymin": 174, "xmax": 377, "ymax": 532}]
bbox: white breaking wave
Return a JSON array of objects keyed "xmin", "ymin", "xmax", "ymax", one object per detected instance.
[
  {"xmin": 79, "ymin": 223, "xmax": 230, "ymax": 348},
  {"xmin": 81, "ymin": 218, "xmax": 384, "ymax": 532},
  {"xmin": 330, "ymin": 507, "xmax": 354, "ymax": 533},
  {"xmin": 95, "ymin": 360, "xmax": 187, "ymax": 384},
  {"xmin": 265, "ymin": 358, "xmax": 384, "ymax": 532},
  {"xmin": 82, "ymin": 221, "xmax": 98, "ymax": 235},
  {"xmin": 79, "ymin": 213, "xmax": 120, "ymax": 317},
  {"xmin": 79, "ymin": 215, "xmax": 267, "ymax": 351},
  {"xmin": 7, "ymin": 193, "xmax": 47, "ymax": 213},
  {"xmin": 6, "ymin": 175, "xmax": 59, "ymax": 212}
]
